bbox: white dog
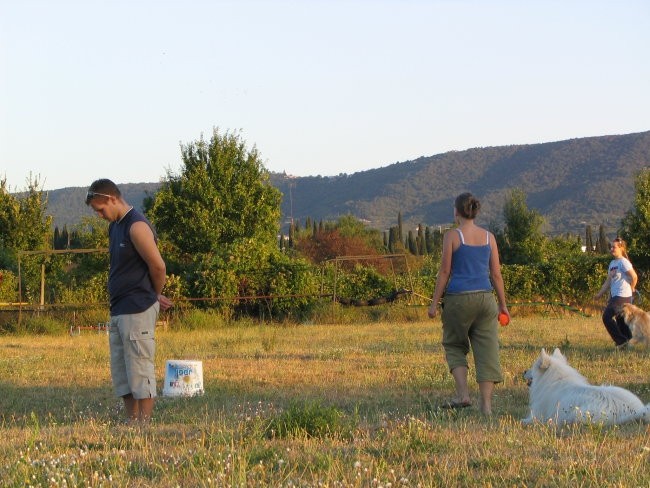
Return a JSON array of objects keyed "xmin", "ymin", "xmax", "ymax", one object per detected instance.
[{"xmin": 522, "ymin": 348, "xmax": 650, "ymax": 425}]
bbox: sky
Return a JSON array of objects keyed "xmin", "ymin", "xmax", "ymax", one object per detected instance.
[{"xmin": 1, "ymin": 0, "xmax": 649, "ymax": 191}]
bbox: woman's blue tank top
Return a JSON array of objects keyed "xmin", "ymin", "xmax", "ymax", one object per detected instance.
[{"xmin": 446, "ymin": 229, "xmax": 493, "ymax": 294}]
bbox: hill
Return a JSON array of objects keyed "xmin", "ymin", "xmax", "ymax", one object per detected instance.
[
  {"xmin": 44, "ymin": 131, "xmax": 650, "ymax": 236},
  {"xmin": 270, "ymin": 130, "xmax": 650, "ymax": 235},
  {"xmin": 44, "ymin": 183, "xmax": 161, "ymax": 230}
]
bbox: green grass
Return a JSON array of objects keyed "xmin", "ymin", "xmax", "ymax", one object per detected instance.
[{"xmin": 1, "ymin": 313, "xmax": 650, "ymax": 486}]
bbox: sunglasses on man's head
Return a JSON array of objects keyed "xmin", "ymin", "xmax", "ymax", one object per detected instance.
[{"xmin": 85, "ymin": 191, "xmax": 112, "ymax": 204}]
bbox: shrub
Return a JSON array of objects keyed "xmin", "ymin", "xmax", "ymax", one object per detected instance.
[
  {"xmin": 8, "ymin": 315, "xmax": 68, "ymax": 335},
  {"xmin": 52, "ymin": 272, "xmax": 109, "ymax": 305},
  {"xmin": 334, "ymin": 265, "xmax": 394, "ymax": 303},
  {"xmin": 265, "ymin": 401, "xmax": 353, "ymax": 440},
  {"xmin": 250, "ymin": 254, "xmax": 321, "ymax": 321},
  {"xmin": 501, "ymin": 255, "xmax": 609, "ymax": 305},
  {"xmin": 176, "ymin": 309, "xmax": 230, "ymax": 330},
  {"xmin": 0, "ymin": 269, "xmax": 18, "ymax": 302}
]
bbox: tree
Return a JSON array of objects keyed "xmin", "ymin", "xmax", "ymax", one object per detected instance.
[
  {"xmin": 387, "ymin": 227, "xmax": 400, "ymax": 253},
  {"xmin": 148, "ymin": 129, "xmax": 281, "ymax": 255},
  {"xmin": 425, "ymin": 226, "xmax": 444, "ymax": 257},
  {"xmin": 288, "ymin": 221, "xmax": 296, "ymax": 249},
  {"xmin": 620, "ymin": 168, "xmax": 650, "ymax": 256},
  {"xmin": 335, "ymin": 214, "xmax": 383, "ymax": 251},
  {"xmin": 596, "ymin": 224, "xmax": 609, "ymax": 254},
  {"xmin": 0, "ymin": 178, "xmax": 19, "ymax": 261},
  {"xmin": 424, "ymin": 226, "xmax": 432, "ymax": 253},
  {"xmin": 585, "ymin": 225, "xmax": 593, "ymax": 253},
  {"xmin": 0, "ymin": 175, "xmax": 53, "ymax": 301},
  {"xmin": 69, "ymin": 215, "xmax": 109, "ymax": 277},
  {"xmin": 397, "ymin": 211, "xmax": 403, "ymax": 242},
  {"xmin": 407, "ymin": 230, "xmax": 417, "ymax": 255},
  {"xmin": 499, "ymin": 188, "xmax": 546, "ymax": 264},
  {"xmin": 295, "ymin": 215, "xmax": 385, "ymax": 267},
  {"xmin": 0, "ymin": 175, "xmax": 51, "ymax": 254},
  {"xmin": 417, "ymin": 224, "xmax": 425, "ymax": 255},
  {"xmin": 145, "ymin": 129, "xmax": 283, "ymax": 302}
]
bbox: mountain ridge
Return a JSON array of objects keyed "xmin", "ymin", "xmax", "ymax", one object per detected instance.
[{"xmin": 44, "ymin": 131, "xmax": 650, "ymax": 236}]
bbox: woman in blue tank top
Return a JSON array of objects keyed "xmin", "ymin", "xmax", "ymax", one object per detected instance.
[{"xmin": 428, "ymin": 193, "xmax": 509, "ymax": 415}]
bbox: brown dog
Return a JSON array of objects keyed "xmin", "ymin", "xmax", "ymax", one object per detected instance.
[{"xmin": 620, "ymin": 303, "xmax": 650, "ymax": 348}]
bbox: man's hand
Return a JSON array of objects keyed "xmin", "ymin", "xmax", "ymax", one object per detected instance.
[{"xmin": 158, "ymin": 294, "xmax": 173, "ymax": 312}]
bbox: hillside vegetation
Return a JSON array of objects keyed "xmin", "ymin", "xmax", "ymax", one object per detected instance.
[
  {"xmin": 44, "ymin": 131, "xmax": 650, "ymax": 234},
  {"xmin": 270, "ymin": 130, "xmax": 650, "ymax": 235}
]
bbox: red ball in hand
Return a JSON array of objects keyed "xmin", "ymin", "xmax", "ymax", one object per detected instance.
[{"xmin": 498, "ymin": 312, "xmax": 510, "ymax": 326}]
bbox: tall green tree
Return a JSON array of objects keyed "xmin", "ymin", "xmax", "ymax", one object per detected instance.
[
  {"xmin": 407, "ymin": 230, "xmax": 417, "ymax": 255},
  {"xmin": 0, "ymin": 175, "xmax": 53, "ymax": 301},
  {"xmin": 148, "ymin": 129, "xmax": 281, "ymax": 256},
  {"xmin": 585, "ymin": 225, "xmax": 594, "ymax": 253},
  {"xmin": 288, "ymin": 221, "xmax": 296, "ymax": 249},
  {"xmin": 596, "ymin": 224, "xmax": 609, "ymax": 254},
  {"xmin": 0, "ymin": 178, "xmax": 19, "ymax": 266},
  {"xmin": 388, "ymin": 227, "xmax": 399, "ymax": 253},
  {"xmin": 425, "ymin": 226, "xmax": 444, "ymax": 257},
  {"xmin": 417, "ymin": 224, "xmax": 425, "ymax": 255},
  {"xmin": 397, "ymin": 211, "xmax": 403, "ymax": 242},
  {"xmin": 499, "ymin": 188, "xmax": 546, "ymax": 264},
  {"xmin": 145, "ymin": 129, "xmax": 284, "ymax": 303},
  {"xmin": 0, "ymin": 176, "xmax": 51, "ymax": 254},
  {"xmin": 620, "ymin": 168, "xmax": 650, "ymax": 256}
]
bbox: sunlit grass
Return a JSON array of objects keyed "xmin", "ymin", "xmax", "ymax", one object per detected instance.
[{"xmin": 1, "ymin": 312, "xmax": 650, "ymax": 486}]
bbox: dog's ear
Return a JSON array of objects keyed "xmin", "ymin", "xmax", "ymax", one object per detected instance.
[
  {"xmin": 551, "ymin": 348, "xmax": 568, "ymax": 363},
  {"xmin": 539, "ymin": 349, "xmax": 552, "ymax": 370}
]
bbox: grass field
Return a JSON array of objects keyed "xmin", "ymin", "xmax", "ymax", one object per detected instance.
[{"xmin": 1, "ymin": 309, "xmax": 649, "ymax": 487}]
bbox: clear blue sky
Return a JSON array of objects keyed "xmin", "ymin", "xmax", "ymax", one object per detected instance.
[{"xmin": 1, "ymin": 0, "xmax": 649, "ymax": 191}]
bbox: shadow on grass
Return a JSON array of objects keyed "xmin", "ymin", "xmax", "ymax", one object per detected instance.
[
  {"xmin": 0, "ymin": 383, "xmax": 119, "ymax": 425},
  {"xmin": 0, "ymin": 376, "xmax": 514, "ymax": 428},
  {"xmin": 5, "ymin": 353, "xmax": 645, "ymax": 430},
  {"xmin": 501, "ymin": 340, "xmax": 622, "ymax": 357}
]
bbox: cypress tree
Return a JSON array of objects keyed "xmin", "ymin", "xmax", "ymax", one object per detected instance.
[
  {"xmin": 597, "ymin": 225, "xmax": 609, "ymax": 253},
  {"xmin": 408, "ymin": 230, "xmax": 417, "ymax": 254},
  {"xmin": 288, "ymin": 222, "xmax": 295, "ymax": 248},
  {"xmin": 585, "ymin": 225, "xmax": 593, "ymax": 253},
  {"xmin": 54, "ymin": 226, "xmax": 61, "ymax": 249},
  {"xmin": 425, "ymin": 226, "xmax": 433, "ymax": 254},
  {"xmin": 398, "ymin": 211, "xmax": 403, "ymax": 242},
  {"xmin": 388, "ymin": 227, "xmax": 399, "ymax": 253}
]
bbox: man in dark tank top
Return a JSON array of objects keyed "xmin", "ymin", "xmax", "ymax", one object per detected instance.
[{"xmin": 86, "ymin": 179, "xmax": 172, "ymax": 422}]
